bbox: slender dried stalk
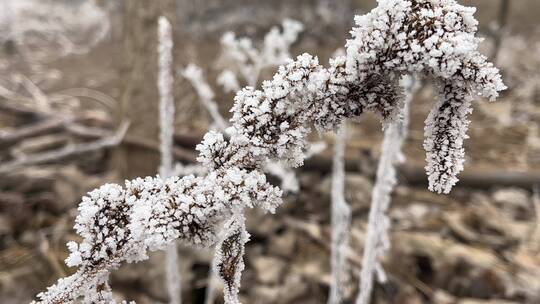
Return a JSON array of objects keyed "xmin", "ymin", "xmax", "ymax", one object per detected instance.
[
  {"xmin": 355, "ymin": 76, "xmax": 418, "ymax": 304},
  {"xmin": 158, "ymin": 16, "xmax": 182, "ymax": 304},
  {"xmin": 328, "ymin": 123, "xmax": 352, "ymax": 304}
]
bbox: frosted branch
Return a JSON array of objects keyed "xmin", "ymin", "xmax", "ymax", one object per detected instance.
[
  {"xmin": 424, "ymin": 79, "xmax": 472, "ymax": 194},
  {"xmin": 355, "ymin": 75, "xmax": 418, "ymax": 304},
  {"xmin": 328, "ymin": 123, "xmax": 352, "ymax": 304},
  {"xmin": 158, "ymin": 16, "xmax": 175, "ymax": 180},
  {"xmin": 182, "ymin": 64, "xmax": 229, "ymax": 131},
  {"xmin": 220, "ymin": 19, "xmax": 303, "ymax": 86},
  {"xmin": 158, "ymin": 16, "xmax": 182, "ymax": 304},
  {"xmin": 213, "ymin": 212, "xmax": 249, "ymax": 304},
  {"xmin": 165, "ymin": 245, "xmax": 181, "ymax": 304},
  {"xmin": 34, "ymin": 1, "xmax": 505, "ymax": 303},
  {"xmin": 346, "ymin": 0, "xmax": 505, "ymax": 190},
  {"xmin": 182, "ymin": 63, "xmax": 303, "ymax": 193}
]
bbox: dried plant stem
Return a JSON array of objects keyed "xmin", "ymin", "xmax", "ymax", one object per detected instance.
[
  {"xmin": 328, "ymin": 123, "xmax": 352, "ymax": 304},
  {"xmin": 158, "ymin": 16, "xmax": 181, "ymax": 304},
  {"xmin": 166, "ymin": 245, "xmax": 181, "ymax": 304},
  {"xmin": 181, "ymin": 65, "xmax": 228, "ymax": 131},
  {"xmin": 355, "ymin": 76, "xmax": 417, "ymax": 304}
]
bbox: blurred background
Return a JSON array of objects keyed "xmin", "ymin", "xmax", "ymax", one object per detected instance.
[{"xmin": 1, "ymin": 0, "xmax": 539, "ymax": 303}]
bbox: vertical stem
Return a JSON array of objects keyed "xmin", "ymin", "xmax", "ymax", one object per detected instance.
[
  {"xmin": 355, "ymin": 76, "xmax": 416, "ymax": 304},
  {"xmin": 166, "ymin": 245, "xmax": 181, "ymax": 304},
  {"xmin": 328, "ymin": 123, "xmax": 352, "ymax": 304},
  {"xmin": 158, "ymin": 16, "xmax": 181, "ymax": 304},
  {"xmin": 158, "ymin": 16, "xmax": 174, "ymax": 178}
]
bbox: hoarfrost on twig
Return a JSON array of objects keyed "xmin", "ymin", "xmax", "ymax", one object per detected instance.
[
  {"xmin": 220, "ymin": 19, "xmax": 303, "ymax": 87},
  {"xmin": 328, "ymin": 123, "xmax": 352, "ymax": 304},
  {"xmin": 182, "ymin": 64, "xmax": 229, "ymax": 131},
  {"xmin": 213, "ymin": 212, "xmax": 249, "ymax": 304},
  {"xmin": 158, "ymin": 16, "xmax": 182, "ymax": 304},
  {"xmin": 355, "ymin": 75, "xmax": 418, "ymax": 304},
  {"xmin": 34, "ymin": 2, "xmax": 505, "ymax": 303},
  {"xmin": 182, "ymin": 62, "xmax": 305, "ymax": 194}
]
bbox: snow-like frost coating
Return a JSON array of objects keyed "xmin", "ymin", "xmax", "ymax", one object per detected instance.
[{"xmin": 34, "ymin": 1, "xmax": 505, "ymax": 303}]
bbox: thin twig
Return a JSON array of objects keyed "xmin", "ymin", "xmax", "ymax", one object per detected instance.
[
  {"xmin": 356, "ymin": 76, "xmax": 417, "ymax": 304},
  {"xmin": 0, "ymin": 121, "xmax": 129, "ymax": 174},
  {"xmin": 328, "ymin": 123, "xmax": 352, "ymax": 304}
]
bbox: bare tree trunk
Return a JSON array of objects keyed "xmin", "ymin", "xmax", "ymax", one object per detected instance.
[{"xmin": 115, "ymin": 0, "xmax": 176, "ymax": 178}]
